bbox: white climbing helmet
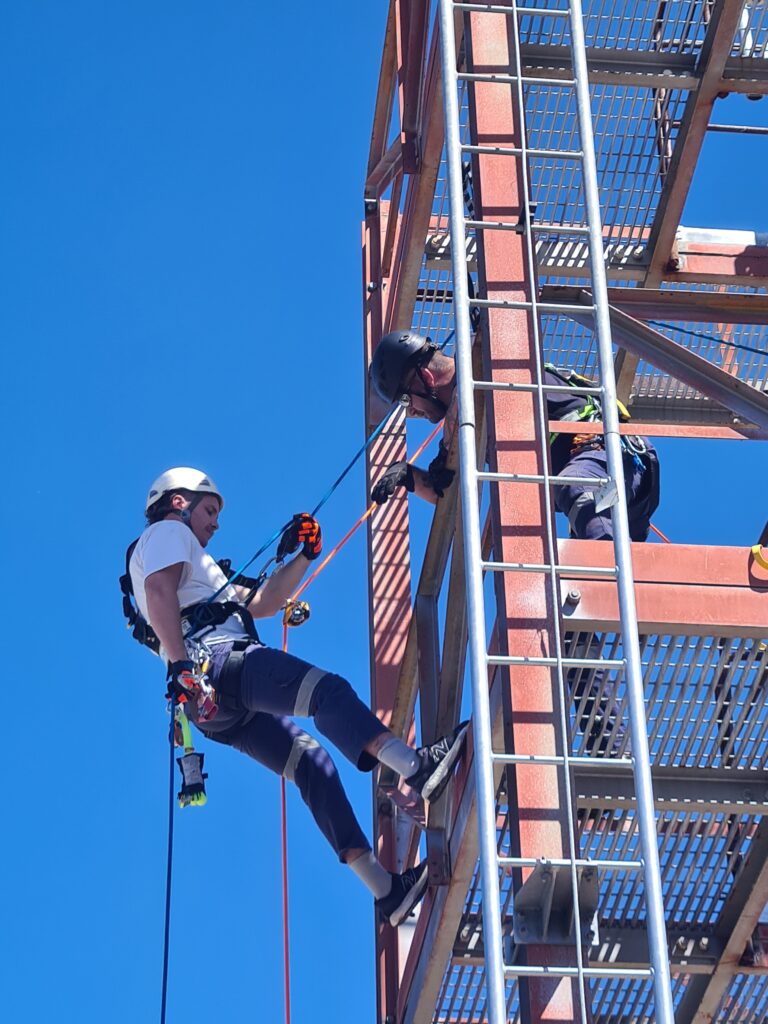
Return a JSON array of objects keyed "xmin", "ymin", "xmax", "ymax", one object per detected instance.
[{"xmin": 145, "ymin": 467, "xmax": 224, "ymax": 514}]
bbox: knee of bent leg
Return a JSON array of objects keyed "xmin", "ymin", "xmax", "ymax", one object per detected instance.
[
  {"xmin": 303, "ymin": 671, "xmax": 353, "ymax": 718},
  {"xmin": 282, "ymin": 732, "xmax": 334, "ymax": 781}
]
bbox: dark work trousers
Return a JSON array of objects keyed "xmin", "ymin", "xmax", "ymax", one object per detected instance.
[
  {"xmin": 197, "ymin": 641, "xmax": 389, "ymax": 860},
  {"xmin": 554, "ymin": 447, "xmax": 660, "ymax": 542},
  {"xmin": 555, "ymin": 446, "xmax": 658, "ymax": 755}
]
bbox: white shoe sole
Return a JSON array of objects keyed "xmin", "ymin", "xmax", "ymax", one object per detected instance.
[
  {"xmin": 421, "ymin": 722, "xmax": 470, "ymax": 802},
  {"xmin": 388, "ymin": 864, "xmax": 429, "ymax": 927}
]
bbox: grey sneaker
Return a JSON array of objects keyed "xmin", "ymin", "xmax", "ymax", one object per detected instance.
[
  {"xmin": 405, "ymin": 721, "xmax": 470, "ymax": 802},
  {"xmin": 375, "ymin": 863, "xmax": 429, "ymax": 927}
]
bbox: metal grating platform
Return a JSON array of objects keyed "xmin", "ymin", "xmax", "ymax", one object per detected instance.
[{"xmin": 428, "ymin": 628, "xmax": 768, "ymax": 1022}]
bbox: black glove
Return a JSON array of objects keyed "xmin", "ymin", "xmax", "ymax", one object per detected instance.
[
  {"xmin": 426, "ymin": 445, "xmax": 455, "ymax": 498},
  {"xmin": 166, "ymin": 660, "xmax": 196, "ymax": 700},
  {"xmin": 371, "ymin": 461, "xmax": 415, "ymax": 505},
  {"xmin": 277, "ymin": 513, "xmax": 323, "ymax": 562}
]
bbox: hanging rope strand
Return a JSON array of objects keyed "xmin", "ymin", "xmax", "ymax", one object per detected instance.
[
  {"xmin": 276, "ymin": 418, "xmax": 444, "ymax": 1023},
  {"xmin": 160, "ymin": 702, "xmax": 177, "ymax": 1024}
]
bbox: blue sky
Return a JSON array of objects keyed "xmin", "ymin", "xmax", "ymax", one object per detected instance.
[{"xmin": 1, "ymin": 4, "xmax": 766, "ymax": 1024}]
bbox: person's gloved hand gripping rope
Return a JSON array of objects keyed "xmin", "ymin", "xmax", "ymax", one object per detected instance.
[
  {"xmin": 276, "ymin": 513, "xmax": 323, "ymax": 562},
  {"xmin": 372, "ymin": 443, "xmax": 455, "ymax": 506}
]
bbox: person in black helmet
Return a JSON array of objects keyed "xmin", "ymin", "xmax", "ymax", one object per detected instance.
[
  {"xmin": 368, "ymin": 331, "xmax": 660, "ymax": 543},
  {"xmin": 369, "ymin": 332, "xmax": 459, "ymax": 505},
  {"xmin": 370, "ymin": 333, "xmax": 662, "ymax": 758}
]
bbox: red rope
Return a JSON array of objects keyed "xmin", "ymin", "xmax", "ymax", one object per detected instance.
[
  {"xmin": 280, "ymin": 623, "xmax": 291, "ymax": 1024},
  {"xmin": 649, "ymin": 522, "xmax": 671, "ymax": 544},
  {"xmin": 276, "ymin": 417, "xmax": 444, "ymax": 1023}
]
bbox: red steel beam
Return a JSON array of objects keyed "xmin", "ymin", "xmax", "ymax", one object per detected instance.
[
  {"xmin": 668, "ymin": 239, "xmax": 768, "ymax": 286},
  {"xmin": 363, "ymin": 199, "xmax": 414, "ymax": 1024},
  {"xmin": 395, "ymin": 0, "xmax": 430, "ymax": 174},
  {"xmin": 609, "ymin": 283, "xmax": 768, "ymax": 322},
  {"xmin": 385, "ymin": 19, "xmax": 445, "ymax": 333},
  {"xmin": 549, "ymin": 419, "xmax": 768, "ymax": 441},
  {"xmin": 644, "ymin": 0, "xmax": 749, "ymax": 281},
  {"xmin": 367, "ymin": 0, "xmax": 398, "ymax": 188},
  {"xmin": 557, "ymin": 541, "xmax": 768, "ymax": 635},
  {"xmin": 542, "ymin": 284, "xmax": 768, "ymax": 325},
  {"xmin": 466, "ymin": 10, "xmax": 586, "ymax": 1020}
]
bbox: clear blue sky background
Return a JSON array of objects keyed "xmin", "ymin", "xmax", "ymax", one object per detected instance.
[{"xmin": 1, "ymin": 4, "xmax": 766, "ymax": 1024}]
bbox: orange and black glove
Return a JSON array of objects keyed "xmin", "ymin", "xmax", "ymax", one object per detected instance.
[
  {"xmin": 277, "ymin": 513, "xmax": 323, "ymax": 562},
  {"xmin": 166, "ymin": 660, "xmax": 196, "ymax": 700}
]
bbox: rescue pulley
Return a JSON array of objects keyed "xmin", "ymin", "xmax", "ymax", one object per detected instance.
[{"xmin": 282, "ymin": 599, "xmax": 311, "ymax": 628}]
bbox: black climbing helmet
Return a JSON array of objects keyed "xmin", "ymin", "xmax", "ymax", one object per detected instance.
[{"xmin": 369, "ymin": 331, "xmax": 434, "ymax": 404}]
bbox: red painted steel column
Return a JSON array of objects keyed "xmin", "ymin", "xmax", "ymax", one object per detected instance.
[
  {"xmin": 363, "ymin": 202, "xmax": 413, "ymax": 1024},
  {"xmin": 466, "ymin": 11, "xmax": 587, "ymax": 1021}
]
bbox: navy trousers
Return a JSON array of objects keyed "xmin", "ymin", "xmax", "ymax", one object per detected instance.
[
  {"xmin": 197, "ymin": 642, "xmax": 388, "ymax": 860},
  {"xmin": 555, "ymin": 447, "xmax": 660, "ymax": 541}
]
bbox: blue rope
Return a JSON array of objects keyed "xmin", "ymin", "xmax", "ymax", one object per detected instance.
[
  {"xmin": 648, "ymin": 321, "xmax": 768, "ymax": 357},
  {"xmin": 160, "ymin": 702, "xmax": 176, "ymax": 1024},
  {"xmin": 310, "ymin": 402, "xmax": 399, "ymax": 516},
  {"xmin": 204, "ymin": 403, "xmax": 401, "ymax": 606}
]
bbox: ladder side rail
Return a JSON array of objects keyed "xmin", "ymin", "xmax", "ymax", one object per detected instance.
[
  {"xmin": 567, "ymin": 0, "xmax": 675, "ymax": 1019},
  {"xmin": 437, "ymin": 4, "xmax": 508, "ymax": 1023}
]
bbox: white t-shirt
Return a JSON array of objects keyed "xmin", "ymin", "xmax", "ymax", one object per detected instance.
[{"xmin": 129, "ymin": 520, "xmax": 253, "ymax": 655}]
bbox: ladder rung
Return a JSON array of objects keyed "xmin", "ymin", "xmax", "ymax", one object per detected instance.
[
  {"xmin": 497, "ymin": 855, "xmax": 643, "ymax": 871},
  {"xmin": 466, "ymin": 218, "xmax": 591, "ymax": 236},
  {"xmin": 492, "ymin": 752, "xmax": 633, "ymax": 767},
  {"xmin": 477, "ymin": 471, "xmax": 612, "ymax": 486},
  {"xmin": 473, "ymin": 379, "xmax": 602, "ymax": 396},
  {"xmin": 454, "ymin": 3, "xmax": 570, "ymax": 14},
  {"xmin": 470, "ymin": 298, "xmax": 596, "ymax": 313},
  {"xmin": 487, "ymin": 654, "xmax": 626, "ymax": 669},
  {"xmin": 482, "ymin": 560, "xmax": 617, "ymax": 577},
  {"xmin": 459, "ymin": 71, "xmax": 577, "ymax": 89},
  {"xmin": 462, "ymin": 142, "xmax": 582, "ymax": 160},
  {"xmin": 503, "ymin": 965, "xmax": 652, "ymax": 979}
]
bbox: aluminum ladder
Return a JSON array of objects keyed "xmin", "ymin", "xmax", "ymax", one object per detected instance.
[{"xmin": 436, "ymin": 0, "xmax": 676, "ymax": 1020}]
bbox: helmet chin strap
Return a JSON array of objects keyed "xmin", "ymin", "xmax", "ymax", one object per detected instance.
[{"xmin": 177, "ymin": 492, "xmax": 206, "ymax": 527}]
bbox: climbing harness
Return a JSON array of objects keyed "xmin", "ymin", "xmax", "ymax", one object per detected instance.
[
  {"xmin": 544, "ymin": 363, "xmax": 653, "ymax": 479},
  {"xmin": 120, "ymin": 544, "xmax": 265, "ymax": 654}
]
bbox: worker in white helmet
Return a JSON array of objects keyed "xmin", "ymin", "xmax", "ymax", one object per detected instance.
[{"xmin": 123, "ymin": 467, "xmax": 469, "ymax": 927}]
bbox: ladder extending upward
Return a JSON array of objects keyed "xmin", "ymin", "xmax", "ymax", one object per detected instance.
[{"xmin": 436, "ymin": 1, "xmax": 676, "ymax": 1020}]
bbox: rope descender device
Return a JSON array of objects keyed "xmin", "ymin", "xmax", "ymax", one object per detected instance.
[
  {"xmin": 282, "ymin": 599, "xmax": 310, "ymax": 628},
  {"xmin": 174, "ymin": 703, "xmax": 208, "ymax": 809}
]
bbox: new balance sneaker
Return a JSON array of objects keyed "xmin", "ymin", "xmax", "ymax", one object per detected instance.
[
  {"xmin": 375, "ymin": 862, "xmax": 429, "ymax": 927},
  {"xmin": 405, "ymin": 721, "xmax": 470, "ymax": 802}
]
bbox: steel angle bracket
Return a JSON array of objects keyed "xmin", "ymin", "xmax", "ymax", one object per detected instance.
[{"xmin": 512, "ymin": 860, "xmax": 600, "ymax": 946}]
